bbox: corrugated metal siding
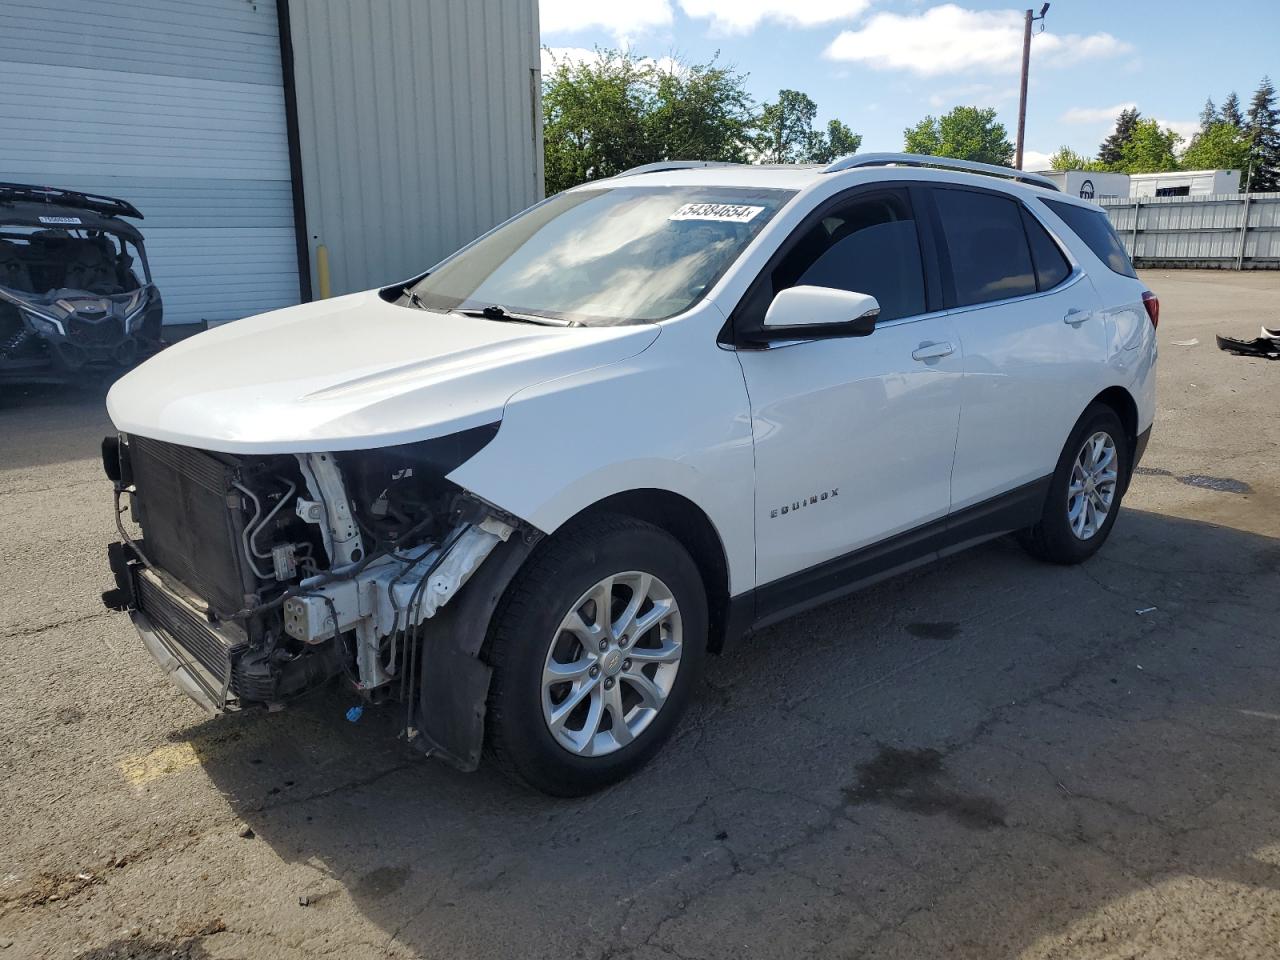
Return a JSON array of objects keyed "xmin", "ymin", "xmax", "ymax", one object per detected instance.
[
  {"xmin": 0, "ymin": 0, "xmax": 299, "ymax": 325},
  {"xmin": 1099, "ymin": 193, "xmax": 1280, "ymax": 267},
  {"xmin": 287, "ymin": 0, "xmax": 543, "ymax": 297}
]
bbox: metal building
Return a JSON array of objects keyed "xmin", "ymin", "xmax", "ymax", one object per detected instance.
[{"xmin": 0, "ymin": 0, "xmax": 543, "ymax": 328}]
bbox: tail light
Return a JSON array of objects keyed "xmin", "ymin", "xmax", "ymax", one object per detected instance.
[{"xmin": 1141, "ymin": 290, "xmax": 1159, "ymax": 329}]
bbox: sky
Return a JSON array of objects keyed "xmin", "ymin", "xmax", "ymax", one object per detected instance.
[{"xmin": 539, "ymin": 0, "xmax": 1278, "ymax": 170}]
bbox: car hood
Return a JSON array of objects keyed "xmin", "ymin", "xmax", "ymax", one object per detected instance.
[{"xmin": 106, "ymin": 290, "xmax": 660, "ymax": 453}]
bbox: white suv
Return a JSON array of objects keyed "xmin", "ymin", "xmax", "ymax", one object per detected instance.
[{"xmin": 102, "ymin": 153, "xmax": 1157, "ymax": 795}]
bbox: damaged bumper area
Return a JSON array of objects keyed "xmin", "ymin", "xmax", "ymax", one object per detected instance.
[{"xmin": 102, "ymin": 427, "xmax": 539, "ymax": 767}]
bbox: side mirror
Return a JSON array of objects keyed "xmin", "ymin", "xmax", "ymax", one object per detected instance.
[{"xmin": 760, "ymin": 285, "xmax": 880, "ymax": 340}]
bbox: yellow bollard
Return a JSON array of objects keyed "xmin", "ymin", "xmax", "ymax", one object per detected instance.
[{"xmin": 315, "ymin": 244, "xmax": 331, "ymax": 300}]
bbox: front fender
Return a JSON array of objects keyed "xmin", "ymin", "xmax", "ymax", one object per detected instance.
[{"xmin": 447, "ymin": 312, "xmax": 756, "ymax": 595}]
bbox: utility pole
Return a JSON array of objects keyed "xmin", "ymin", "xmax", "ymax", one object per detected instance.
[{"xmin": 1014, "ymin": 3, "xmax": 1050, "ymax": 170}]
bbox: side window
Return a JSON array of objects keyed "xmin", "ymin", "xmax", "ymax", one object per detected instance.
[
  {"xmin": 934, "ymin": 188, "xmax": 1036, "ymax": 306},
  {"xmin": 766, "ymin": 193, "xmax": 927, "ymax": 322},
  {"xmin": 1042, "ymin": 198, "xmax": 1137, "ymax": 278},
  {"xmin": 1020, "ymin": 207, "xmax": 1072, "ymax": 290}
]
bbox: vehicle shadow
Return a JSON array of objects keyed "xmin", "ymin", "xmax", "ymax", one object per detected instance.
[{"xmin": 188, "ymin": 507, "xmax": 1280, "ymax": 958}]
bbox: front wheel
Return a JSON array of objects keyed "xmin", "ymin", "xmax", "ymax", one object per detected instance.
[
  {"xmin": 485, "ymin": 515, "xmax": 708, "ymax": 796},
  {"xmin": 1019, "ymin": 403, "xmax": 1130, "ymax": 564}
]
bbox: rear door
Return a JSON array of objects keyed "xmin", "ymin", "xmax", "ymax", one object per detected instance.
[
  {"xmin": 733, "ymin": 186, "xmax": 964, "ymax": 589},
  {"xmin": 927, "ymin": 185, "xmax": 1107, "ymax": 514}
]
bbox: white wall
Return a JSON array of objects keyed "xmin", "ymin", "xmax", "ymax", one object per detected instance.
[{"xmin": 287, "ymin": 0, "xmax": 545, "ymax": 299}]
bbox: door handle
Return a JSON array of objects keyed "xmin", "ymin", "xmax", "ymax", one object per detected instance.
[
  {"xmin": 1064, "ymin": 308, "xmax": 1090, "ymax": 326},
  {"xmin": 911, "ymin": 341, "xmax": 954, "ymax": 361}
]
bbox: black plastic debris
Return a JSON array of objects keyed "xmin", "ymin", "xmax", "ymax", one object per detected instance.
[{"xmin": 1216, "ymin": 325, "xmax": 1280, "ymax": 359}]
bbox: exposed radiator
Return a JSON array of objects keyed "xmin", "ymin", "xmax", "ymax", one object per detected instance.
[
  {"xmin": 128, "ymin": 436, "xmax": 252, "ymax": 616},
  {"xmin": 136, "ymin": 571, "xmax": 248, "ymax": 698}
]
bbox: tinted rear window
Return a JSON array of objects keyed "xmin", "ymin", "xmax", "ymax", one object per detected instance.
[
  {"xmin": 934, "ymin": 189, "xmax": 1036, "ymax": 306},
  {"xmin": 1042, "ymin": 199, "xmax": 1137, "ymax": 278},
  {"xmin": 1020, "ymin": 207, "xmax": 1072, "ymax": 290}
]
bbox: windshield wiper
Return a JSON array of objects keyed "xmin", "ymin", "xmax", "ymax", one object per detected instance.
[
  {"xmin": 452, "ymin": 304, "xmax": 578, "ymax": 327},
  {"xmin": 401, "ymin": 286, "xmax": 429, "ymax": 310}
]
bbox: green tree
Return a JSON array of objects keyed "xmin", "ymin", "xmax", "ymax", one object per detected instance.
[
  {"xmin": 1097, "ymin": 107, "xmax": 1141, "ymax": 168},
  {"xmin": 1198, "ymin": 97, "xmax": 1219, "ymax": 134},
  {"xmin": 1049, "ymin": 145, "xmax": 1089, "ymax": 170},
  {"xmin": 805, "ymin": 119, "xmax": 863, "ymax": 164},
  {"xmin": 1244, "ymin": 76, "xmax": 1280, "ymax": 193},
  {"xmin": 903, "ymin": 106, "xmax": 1014, "ymax": 166},
  {"xmin": 645, "ymin": 58, "xmax": 757, "ymax": 166},
  {"xmin": 753, "ymin": 89, "xmax": 819, "ymax": 163},
  {"xmin": 1116, "ymin": 119, "xmax": 1182, "ymax": 173},
  {"xmin": 1221, "ymin": 91, "xmax": 1244, "ymax": 129},
  {"xmin": 751, "ymin": 90, "xmax": 862, "ymax": 164},
  {"xmin": 542, "ymin": 49, "xmax": 655, "ymax": 193},
  {"xmin": 541, "ymin": 50, "xmax": 760, "ymax": 193},
  {"xmin": 1182, "ymin": 121, "xmax": 1252, "ymax": 174}
]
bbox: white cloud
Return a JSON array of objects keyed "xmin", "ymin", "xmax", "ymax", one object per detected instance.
[
  {"xmin": 1021, "ymin": 149, "xmax": 1055, "ymax": 172},
  {"xmin": 1157, "ymin": 118, "xmax": 1199, "ymax": 144},
  {"xmin": 823, "ymin": 4, "xmax": 1130, "ymax": 76},
  {"xmin": 676, "ymin": 0, "xmax": 872, "ymax": 34},
  {"xmin": 1061, "ymin": 103, "xmax": 1136, "ymax": 124},
  {"xmin": 539, "ymin": 0, "xmax": 673, "ymax": 38}
]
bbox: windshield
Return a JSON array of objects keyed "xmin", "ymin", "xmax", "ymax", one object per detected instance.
[
  {"xmin": 0, "ymin": 224, "xmax": 149, "ymax": 299},
  {"xmin": 407, "ymin": 186, "xmax": 795, "ymax": 326}
]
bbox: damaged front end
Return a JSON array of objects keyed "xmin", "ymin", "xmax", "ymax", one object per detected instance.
[{"xmin": 103, "ymin": 427, "xmax": 540, "ymax": 768}]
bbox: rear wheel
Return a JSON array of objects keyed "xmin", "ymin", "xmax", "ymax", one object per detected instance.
[
  {"xmin": 1019, "ymin": 403, "xmax": 1130, "ymax": 564},
  {"xmin": 485, "ymin": 515, "xmax": 707, "ymax": 796}
]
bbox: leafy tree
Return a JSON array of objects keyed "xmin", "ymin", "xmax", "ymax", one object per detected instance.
[
  {"xmin": 541, "ymin": 49, "xmax": 759, "ymax": 193},
  {"xmin": 903, "ymin": 106, "xmax": 1014, "ymax": 166},
  {"xmin": 753, "ymin": 89, "xmax": 819, "ymax": 163},
  {"xmin": 805, "ymin": 119, "xmax": 863, "ymax": 164},
  {"xmin": 1221, "ymin": 92, "xmax": 1245, "ymax": 129},
  {"xmin": 1198, "ymin": 97, "xmax": 1219, "ymax": 134},
  {"xmin": 1244, "ymin": 76, "xmax": 1280, "ymax": 193},
  {"xmin": 1182, "ymin": 121, "xmax": 1252, "ymax": 173},
  {"xmin": 1116, "ymin": 119, "xmax": 1182, "ymax": 173},
  {"xmin": 542, "ymin": 49, "xmax": 656, "ymax": 193},
  {"xmin": 1049, "ymin": 146, "xmax": 1089, "ymax": 170},
  {"xmin": 1097, "ymin": 107, "xmax": 1141, "ymax": 167},
  {"xmin": 646, "ymin": 59, "xmax": 756, "ymax": 166},
  {"xmin": 751, "ymin": 90, "xmax": 862, "ymax": 164}
]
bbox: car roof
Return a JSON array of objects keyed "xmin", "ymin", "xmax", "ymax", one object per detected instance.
[{"xmin": 570, "ymin": 153, "xmax": 1071, "ymax": 204}]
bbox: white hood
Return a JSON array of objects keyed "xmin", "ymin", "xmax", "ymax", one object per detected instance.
[{"xmin": 106, "ymin": 290, "xmax": 660, "ymax": 453}]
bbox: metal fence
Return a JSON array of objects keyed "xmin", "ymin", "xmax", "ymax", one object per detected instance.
[{"xmin": 1098, "ymin": 192, "xmax": 1280, "ymax": 269}]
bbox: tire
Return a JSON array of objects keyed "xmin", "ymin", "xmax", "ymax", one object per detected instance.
[
  {"xmin": 485, "ymin": 514, "xmax": 708, "ymax": 797},
  {"xmin": 1018, "ymin": 402, "xmax": 1130, "ymax": 565}
]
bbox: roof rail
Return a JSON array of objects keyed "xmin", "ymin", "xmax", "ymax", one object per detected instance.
[
  {"xmin": 613, "ymin": 161, "xmax": 742, "ymax": 178},
  {"xmin": 822, "ymin": 153, "xmax": 1060, "ymax": 192},
  {"xmin": 0, "ymin": 181, "xmax": 145, "ymax": 219}
]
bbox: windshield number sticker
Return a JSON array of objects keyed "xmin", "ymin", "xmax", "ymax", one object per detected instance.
[
  {"xmin": 669, "ymin": 203, "xmax": 764, "ymax": 224},
  {"xmin": 38, "ymin": 215, "xmax": 82, "ymax": 225}
]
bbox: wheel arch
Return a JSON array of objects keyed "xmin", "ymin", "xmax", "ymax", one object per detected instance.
[
  {"xmin": 564, "ymin": 489, "xmax": 735, "ymax": 655},
  {"xmin": 1090, "ymin": 385, "xmax": 1139, "ymax": 478}
]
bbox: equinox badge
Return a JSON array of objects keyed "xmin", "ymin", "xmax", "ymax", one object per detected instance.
[{"xmin": 770, "ymin": 488, "xmax": 839, "ymax": 519}]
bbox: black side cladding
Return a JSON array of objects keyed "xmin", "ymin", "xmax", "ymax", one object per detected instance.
[{"xmin": 126, "ymin": 437, "xmax": 255, "ymax": 617}]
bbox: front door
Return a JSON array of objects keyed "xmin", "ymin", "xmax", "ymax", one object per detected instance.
[{"xmin": 733, "ymin": 188, "xmax": 963, "ymax": 589}]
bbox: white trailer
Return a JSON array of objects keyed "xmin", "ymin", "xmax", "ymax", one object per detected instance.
[
  {"xmin": 1128, "ymin": 169, "xmax": 1241, "ymax": 197},
  {"xmin": 1036, "ymin": 170, "xmax": 1131, "ymax": 201}
]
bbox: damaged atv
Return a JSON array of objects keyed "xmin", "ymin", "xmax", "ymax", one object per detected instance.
[{"xmin": 0, "ymin": 183, "xmax": 162, "ymax": 385}]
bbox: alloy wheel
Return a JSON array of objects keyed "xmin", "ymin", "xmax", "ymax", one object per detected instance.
[
  {"xmin": 1067, "ymin": 430, "xmax": 1118, "ymax": 540},
  {"xmin": 541, "ymin": 571, "xmax": 683, "ymax": 757}
]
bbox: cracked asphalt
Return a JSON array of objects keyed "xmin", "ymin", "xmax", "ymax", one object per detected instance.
[{"xmin": 2, "ymin": 270, "xmax": 1279, "ymax": 960}]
